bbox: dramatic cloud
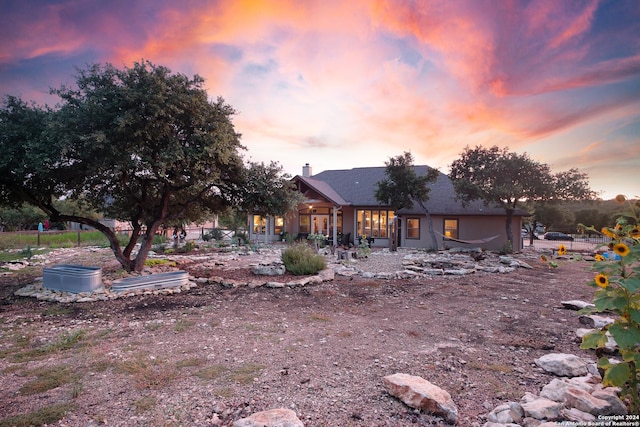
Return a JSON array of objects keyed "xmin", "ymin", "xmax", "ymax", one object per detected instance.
[{"xmin": 1, "ymin": 0, "xmax": 638, "ymax": 198}]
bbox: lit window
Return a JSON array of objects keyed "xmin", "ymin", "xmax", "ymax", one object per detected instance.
[
  {"xmin": 275, "ymin": 216, "xmax": 284, "ymax": 235},
  {"xmin": 253, "ymin": 215, "xmax": 266, "ymax": 234},
  {"xmin": 407, "ymin": 218, "xmax": 420, "ymax": 239},
  {"xmin": 444, "ymin": 219, "xmax": 458, "ymax": 239}
]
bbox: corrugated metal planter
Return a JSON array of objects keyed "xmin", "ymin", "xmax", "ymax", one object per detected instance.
[
  {"xmin": 111, "ymin": 271, "xmax": 189, "ymax": 293},
  {"xmin": 43, "ymin": 264, "xmax": 103, "ymax": 293}
]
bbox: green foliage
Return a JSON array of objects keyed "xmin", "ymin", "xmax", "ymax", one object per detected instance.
[
  {"xmin": 579, "ymin": 195, "xmax": 640, "ymax": 413},
  {"xmin": 449, "ymin": 145, "xmax": 595, "ymax": 245},
  {"xmin": 0, "ymin": 402, "xmax": 75, "ymax": 427},
  {"xmin": 375, "ymin": 152, "xmax": 439, "ymax": 249},
  {"xmin": 0, "ymin": 204, "xmax": 46, "ymax": 231},
  {"xmin": 0, "ymin": 61, "xmax": 252, "ymax": 272},
  {"xmin": 203, "ymin": 228, "xmax": 224, "ymax": 241},
  {"xmin": 20, "ymin": 245, "xmax": 33, "ymax": 260},
  {"xmin": 282, "ymin": 243, "xmax": 326, "ymax": 275},
  {"xmin": 356, "ymin": 236, "xmax": 372, "ymax": 258}
]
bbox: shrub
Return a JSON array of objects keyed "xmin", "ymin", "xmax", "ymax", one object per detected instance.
[
  {"xmin": 282, "ymin": 243, "xmax": 326, "ymax": 275},
  {"xmin": 578, "ymin": 195, "xmax": 640, "ymax": 413},
  {"xmin": 203, "ymin": 228, "xmax": 223, "ymax": 241}
]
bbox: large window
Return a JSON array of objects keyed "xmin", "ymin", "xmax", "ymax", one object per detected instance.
[
  {"xmin": 275, "ymin": 216, "xmax": 284, "ymax": 235},
  {"xmin": 356, "ymin": 209, "xmax": 395, "ymax": 238},
  {"xmin": 406, "ymin": 218, "xmax": 420, "ymax": 239},
  {"xmin": 444, "ymin": 219, "xmax": 459, "ymax": 240},
  {"xmin": 253, "ymin": 215, "xmax": 266, "ymax": 234},
  {"xmin": 299, "ymin": 215, "xmax": 310, "ymax": 233}
]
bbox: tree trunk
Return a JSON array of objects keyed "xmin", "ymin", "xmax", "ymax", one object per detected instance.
[
  {"xmin": 505, "ymin": 208, "xmax": 514, "ymax": 252},
  {"xmin": 416, "ymin": 199, "xmax": 438, "ymax": 251}
]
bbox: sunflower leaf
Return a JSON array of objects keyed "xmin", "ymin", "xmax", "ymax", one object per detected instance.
[
  {"xmin": 602, "ymin": 362, "xmax": 631, "ymax": 387},
  {"xmin": 608, "ymin": 323, "xmax": 640, "ymax": 350},
  {"xmin": 580, "ymin": 330, "xmax": 607, "ymax": 349},
  {"xmin": 620, "ymin": 277, "xmax": 640, "ymax": 293}
]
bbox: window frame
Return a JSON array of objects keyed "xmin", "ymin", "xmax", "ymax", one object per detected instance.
[
  {"xmin": 443, "ymin": 218, "xmax": 459, "ymax": 240},
  {"xmin": 406, "ymin": 217, "xmax": 420, "ymax": 239}
]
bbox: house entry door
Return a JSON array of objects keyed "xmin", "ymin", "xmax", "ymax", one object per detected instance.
[{"xmin": 311, "ymin": 215, "xmax": 329, "ymax": 236}]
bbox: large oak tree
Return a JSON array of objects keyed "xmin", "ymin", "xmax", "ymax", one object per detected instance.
[
  {"xmin": 449, "ymin": 145, "xmax": 596, "ymax": 246},
  {"xmin": 0, "ymin": 61, "xmax": 298, "ymax": 271}
]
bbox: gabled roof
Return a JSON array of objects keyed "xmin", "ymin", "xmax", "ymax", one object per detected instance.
[{"xmin": 294, "ymin": 166, "xmax": 530, "ymax": 217}]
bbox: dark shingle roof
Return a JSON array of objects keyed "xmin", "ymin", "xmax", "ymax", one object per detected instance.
[{"xmin": 299, "ymin": 166, "xmax": 529, "ymax": 216}]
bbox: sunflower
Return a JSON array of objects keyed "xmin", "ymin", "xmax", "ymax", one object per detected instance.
[
  {"xmin": 595, "ymin": 273, "xmax": 609, "ymax": 288},
  {"xmin": 601, "ymin": 227, "xmax": 616, "ymax": 239},
  {"xmin": 615, "ymin": 194, "xmax": 627, "ymax": 204},
  {"xmin": 613, "ymin": 243, "xmax": 630, "ymax": 257},
  {"xmin": 594, "ymin": 254, "xmax": 605, "ymax": 261},
  {"xmin": 557, "ymin": 244, "xmax": 567, "ymax": 256},
  {"xmin": 540, "ymin": 255, "xmax": 548, "ymax": 263},
  {"xmin": 630, "ymin": 227, "xmax": 640, "ymax": 239}
]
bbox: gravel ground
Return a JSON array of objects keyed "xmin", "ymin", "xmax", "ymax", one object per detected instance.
[{"xmin": 0, "ymin": 245, "xmax": 599, "ymax": 426}]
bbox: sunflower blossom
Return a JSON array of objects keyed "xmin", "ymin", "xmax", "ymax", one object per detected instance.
[
  {"xmin": 557, "ymin": 244, "xmax": 567, "ymax": 256},
  {"xmin": 613, "ymin": 243, "xmax": 630, "ymax": 257},
  {"xmin": 594, "ymin": 254, "xmax": 605, "ymax": 261},
  {"xmin": 595, "ymin": 273, "xmax": 609, "ymax": 288},
  {"xmin": 630, "ymin": 227, "xmax": 640, "ymax": 239},
  {"xmin": 601, "ymin": 227, "xmax": 616, "ymax": 239}
]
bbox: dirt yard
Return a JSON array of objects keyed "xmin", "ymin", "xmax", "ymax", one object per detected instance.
[{"xmin": 0, "ymin": 245, "xmax": 599, "ymax": 426}]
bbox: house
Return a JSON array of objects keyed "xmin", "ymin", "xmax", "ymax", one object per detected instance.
[{"xmin": 248, "ymin": 164, "xmax": 529, "ymax": 251}]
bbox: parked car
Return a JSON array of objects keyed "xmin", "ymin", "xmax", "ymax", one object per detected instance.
[{"xmin": 543, "ymin": 232, "xmax": 574, "ymax": 241}]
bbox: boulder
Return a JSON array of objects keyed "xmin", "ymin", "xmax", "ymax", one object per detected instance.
[
  {"xmin": 252, "ymin": 264, "xmax": 285, "ymax": 276},
  {"xmin": 383, "ymin": 373, "xmax": 458, "ymax": 423},
  {"xmin": 232, "ymin": 408, "xmax": 304, "ymax": 427},
  {"xmin": 535, "ymin": 353, "xmax": 588, "ymax": 377}
]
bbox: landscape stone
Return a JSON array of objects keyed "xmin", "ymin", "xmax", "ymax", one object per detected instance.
[
  {"xmin": 383, "ymin": 373, "xmax": 458, "ymax": 423},
  {"xmin": 486, "ymin": 402, "xmax": 524, "ymax": 424},
  {"xmin": 560, "ymin": 407, "xmax": 596, "ymax": 422},
  {"xmin": 564, "ymin": 388, "xmax": 611, "ymax": 415},
  {"xmin": 534, "ymin": 353, "xmax": 588, "ymax": 377},
  {"xmin": 520, "ymin": 397, "xmax": 563, "ymax": 420},
  {"xmin": 579, "ymin": 315, "xmax": 615, "ymax": 329},
  {"xmin": 232, "ymin": 408, "xmax": 304, "ymax": 427},
  {"xmin": 561, "ymin": 300, "xmax": 595, "ymax": 310},
  {"xmin": 251, "ymin": 264, "xmax": 285, "ymax": 276},
  {"xmin": 592, "ymin": 388, "xmax": 628, "ymax": 415}
]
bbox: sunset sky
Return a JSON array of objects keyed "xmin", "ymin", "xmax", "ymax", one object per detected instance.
[{"xmin": 1, "ymin": 0, "xmax": 639, "ymax": 199}]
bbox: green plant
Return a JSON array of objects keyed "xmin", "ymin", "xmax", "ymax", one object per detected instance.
[
  {"xmin": 19, "ymin": 365, "xmax": 81, "ymax": 395},
  {"xmin": 0, "ymin": 402, "xmax": 75, "ymax": 427},
  {"xmin": 356, "ymin": 236, "xmax": 371, "ymax": 258},
  {"xmin": 143, "ymin": 258, "xmax": 177, "ymax": 267},
  {"xmin": 281, "ymin": 243, "xmax": 326, "ymax": 275},
  {"xmin": 183, "ymin": 241, "xmax": 197, "ymax": 252},
  {"xmin": 20, "ymin": 245, "xmax": 33, "ymax": 260},
  {"xmin": 203, "ymin": 228, "xmax": 224, "ymax": 241},
  {"xmin": 579, "ymin": 195, "xmax": 640, "ymax": 413}
]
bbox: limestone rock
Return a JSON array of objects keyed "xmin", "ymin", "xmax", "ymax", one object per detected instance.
[
  {"xmin": 232, "ymin": 408, "xmax": 304, "ymax": 427},
  {"xmin": 579, "ymin": 315, "xmax": 615, "ymax": 329},
  {"xmin": 383, "ymin": 373, "xmax": 458, "ymax": 423},
  {"xmin": 564, "ymin": 388, "xmax": 611, "ymax": 415},
  {"xmin": 592, "ymin": 387, "xmax": 628, "ymax": 415},
  {"xmin": 486, "ymin": 402, "xmax": 523, "ymax": 424},
  {"xmin": 520, "ymin": 397, "xmax": 563, "ymax": 420},
  {"xmin": 252, "ymin": 264, "xmax": 285, "ymax": 276},
  {"xmin": 561, "ymin": 300, "xmax": 595, "ymax": 310},
  {"xmin": 560, "ymin": 407, "xmax": 596, "ymax": 422},
  {"xmin": 534, "ymin": 353, "xmax": 589, "ymax": 377}
]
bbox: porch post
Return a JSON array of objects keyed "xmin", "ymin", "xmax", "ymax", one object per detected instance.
[{"xmin": 332, "ymin": 207, "xmax": 338, "ymax": 247}]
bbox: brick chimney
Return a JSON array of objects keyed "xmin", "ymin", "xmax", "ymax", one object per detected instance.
[{"xmin": 302, "ymin": 163, "xmax": 312, "ymax": 177}]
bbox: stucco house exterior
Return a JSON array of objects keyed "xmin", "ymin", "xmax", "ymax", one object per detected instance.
[{"xmin": 248, "ymin": 164, "xmax": 529, "ymax": 251}]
